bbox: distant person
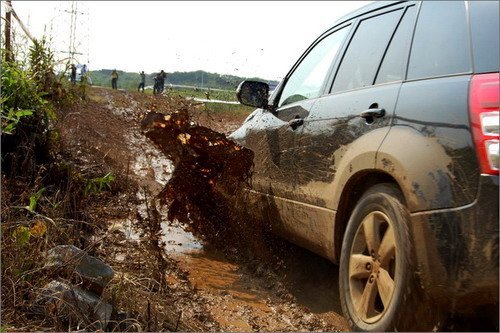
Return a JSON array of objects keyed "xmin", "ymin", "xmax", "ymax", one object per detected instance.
[
  {"xmin": 159, "ymin": 70, "xmax": 167, "ymax": 93},
  {"xmin": 70, "ymin": 64, "xmax": 77, "ymax": 85},
  {"xmin": 80, "ymin": 64, "xmax": 88, "ymax": 83},
  {"xmin": 138, "ymin": 71, "xmax": 146, "ymax": 92},
  {"xmin": 153, "ymin": 73, "xmax": 161, "ymax": 95},
  {"xmin": 111, "ymin": 69, "xmax": 118, "ymax": 89}
]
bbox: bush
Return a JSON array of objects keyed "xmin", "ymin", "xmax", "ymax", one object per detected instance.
[
  {"xmin": 1, "ymin": 59, "xmax": 46, "ymax": 130},
  {"xmin": 1, "ymin": 58, "xmax": 52, "ymax": 178}
]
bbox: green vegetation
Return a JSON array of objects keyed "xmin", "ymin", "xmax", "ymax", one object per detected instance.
[
  {"xmin": 85, "ymin": 172, "xmax": 116, "ymax": 195},
  {"xmin": 28, "ymin": 187, "xmax": 47, "ymax": 213},
  {"xmin": 89, "ymin": 69, "xmax": 278, "ymax": 92},
  {"xmin": 165, "ymin": 87, "xmax": 236, "ymax": 101},
  {"xmin": 2, "ymin": 38, "xmax": 118, "ymax": 331},
  {"xmin": 202, "ymin": 102, "xmax": 255, "ymax": 116},
  {"xmin": 1, "ymin": 58, "xmax": 47, "ymax": 136}
]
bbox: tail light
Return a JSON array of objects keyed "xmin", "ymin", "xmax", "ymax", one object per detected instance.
[{"xmin": 469, "ymin": 73, "xmax": 500, "ymax": 175}]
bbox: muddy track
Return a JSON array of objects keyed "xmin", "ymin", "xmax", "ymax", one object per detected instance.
[{"xmin": 59, "ymin": 87, "xmax": 350, "ymax": 331}]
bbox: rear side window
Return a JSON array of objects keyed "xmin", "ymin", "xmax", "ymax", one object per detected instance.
[
  {"xmin": 407, "ymin": 1, "xmax": 471, "ymax": 80},
  {"xmin": 375, "ymin": 6, "xmax": 417, "ymax": 84},
  {"xmin": 469, "ymin": 1, "xmax": 500, "ymax": 73},
  {"xmin": 332, "ymin": 9, "xmax": 403, "ymax": 93}
]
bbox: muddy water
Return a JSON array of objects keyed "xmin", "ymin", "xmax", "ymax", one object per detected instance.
[
  {"xmin": 121, "ymin": 120, "xmax": 284, "ymax": 330},
  {"xmin": 124, "ymin": 131, "xmax": 347, "ymax": 331},
  {"xmin": 124, "ymin": 134, "xmax": 283, "ymax": 330}
]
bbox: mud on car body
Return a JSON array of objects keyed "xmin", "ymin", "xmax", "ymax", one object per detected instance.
[{"xmin": 230, "ymin": 1, "xmax": 499, "ymax": 331}]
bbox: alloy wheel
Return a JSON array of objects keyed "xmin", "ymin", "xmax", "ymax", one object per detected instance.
[{"xmin": 348, "ymin": 211, "xmax": 397, "ymax": 324}]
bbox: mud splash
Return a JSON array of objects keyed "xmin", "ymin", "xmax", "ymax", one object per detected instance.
[{"xmin": 140, "ymin": 106, "xmax": 256, "ymax": 249}]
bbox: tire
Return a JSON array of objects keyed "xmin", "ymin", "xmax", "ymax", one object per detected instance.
[{"xmin": 339, "ymin": 183, "xmax": 444, "ymax": 331}]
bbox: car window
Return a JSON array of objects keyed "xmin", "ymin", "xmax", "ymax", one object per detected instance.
[
  {"xmin": 407, "ymin": 1, "xmax": 471, "ymax": 80},
  {"xmin": 331, "ymin": 9, "xmax": 403, "ymax": 93},
  {"xmin": 278, "ymin": 26, "xmax": 349, "ymax": 107},
  {"xmin": 375, "ymin": 6, "xmax": 417, "ymax": 84},
  {"xmin": 469, "ymin": 1, "xmax": 500, "ymax": 73}
]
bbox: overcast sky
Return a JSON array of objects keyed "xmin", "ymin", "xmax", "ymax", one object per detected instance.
[{"xmin": 9, "ymin": 1, "xmax": 371, "ymax": 81}]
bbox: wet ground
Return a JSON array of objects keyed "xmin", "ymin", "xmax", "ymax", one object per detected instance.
[{"xmin": 58, "ymin": 87, "xmax": 349, "ymax": 331}]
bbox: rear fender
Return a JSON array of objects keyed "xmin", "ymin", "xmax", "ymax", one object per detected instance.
[{"xmin": 376, "ymin": 126, "xmax": 476, "ymax": 212}]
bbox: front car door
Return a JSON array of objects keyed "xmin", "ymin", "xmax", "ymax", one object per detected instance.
[{"xmin": 233, "ymin": 24, "xmax": 352, "ymax": 256}]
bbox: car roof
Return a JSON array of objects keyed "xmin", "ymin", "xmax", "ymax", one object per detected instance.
[{"xmin": 334, "ymin": 1, "xmax": 409, "ymax": 26}]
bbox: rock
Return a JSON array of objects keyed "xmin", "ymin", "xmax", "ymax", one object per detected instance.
[
  {"xmin": 45, "ymin": 245, "xmax": 114, "ymax": 295},
  {"xmin": 36, "ymin": 280, "xmax": 112, "ymax": 331}
]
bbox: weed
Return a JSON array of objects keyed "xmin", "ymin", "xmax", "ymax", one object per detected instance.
[
  {"xmin": 84, "ymin": 172, "xmax": 115, "ymax": 195},
  {"xmin": 28, "ymin": 187, "xmax": 47, "ymax": 213},
  {"xmin": 29, "ymin": 38, "xmax": 56, "ymax": 94},
  {"xmin": 12, "ymin": 225, "xmax": 31, "ymax": 247},
  {"xmin": 0, "ymin": 60, "xmax": 46, "ymax": 134},
  {"xmin": 1, "ymin": 34, "xmax": 101, "ymax": 331},
  {"xmin": 1, "ymin": 108, "xmax": 33, "ymax": 134}
]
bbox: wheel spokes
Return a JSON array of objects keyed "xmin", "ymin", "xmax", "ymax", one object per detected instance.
[
  {"xmin": 349, "ymin": 210, "xmax": 398, "ymax": 324},
  {"xmin": 357, "ymin": 277, "xmax": 377, "ymax": 318},
  {"xmin": 378, "ymin": 225, "xmax": 395, "ymax": 264},
  {"xmin": 377, "ymin": 268, "xmax": 395, "ymax": 308},
  {"xmin": 362, "ymin": 213, "xmax": 380, "ymax": 255},
  {"xmin": 349, "ymin": 254, "xmax": 372, "ymax": 279}
]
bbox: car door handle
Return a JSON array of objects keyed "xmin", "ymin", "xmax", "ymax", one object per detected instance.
[
  {"xmin": 289, "ymin": 116, "xmax": 304, "ymax": 130},
  {"xmin": 360, "ymin": 108, "xmax": 386, "ymax": 119}
]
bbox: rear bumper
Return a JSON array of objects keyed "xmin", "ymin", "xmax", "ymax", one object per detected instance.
[{"xmin": 410, "ymin": 175, "xmax": 499, "ymax": 312}]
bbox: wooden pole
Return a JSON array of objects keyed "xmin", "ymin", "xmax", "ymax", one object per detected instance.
[{"xmin": 5, "ymin": 0, "xmax": 12, "ymax": 62}]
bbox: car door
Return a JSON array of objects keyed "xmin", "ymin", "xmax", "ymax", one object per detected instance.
[
  {"xmin": 266, "ymin": 4, "xmax": 419, "ymax": 259},
  {"xmin": 243, "ymin": 25, "xmax": 352, "ymax": 198}
]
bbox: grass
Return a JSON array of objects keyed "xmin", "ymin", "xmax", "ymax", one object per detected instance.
[
  {"xmin": 136, "ymin": 86, "xmax": 238, "ymax": 101},
  {"xmin": 167, "ymin": 87, "xmax": 254, "ymax": 115},
  {"xmin": 88, "ymin": 85, "xmax": 254, "ymax": 121},
  {"xmin": 135, "ymin": 86, "xmax": 255, "ymax": 116},
  {"xmin": 202, "ymin": 102, "xmax": 255, "ymax": 116},
  {"xmin": 171, "ymin": 88, "xmax": 238, "ymax": 101}
]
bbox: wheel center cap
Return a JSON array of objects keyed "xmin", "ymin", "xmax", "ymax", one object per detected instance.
[{"xmin": 372, "ymin": 260, "xmax": 381, "ymax": 274}]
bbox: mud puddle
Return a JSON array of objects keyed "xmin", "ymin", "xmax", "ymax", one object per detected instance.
[
  {"xmin": 162, "ymin": 228, "xmax": 349, "ymax": 331},
  {"xmin": 161, "ymin": 221, "xmax": 203, "ymax": 253},
  {"xmin": 112, "ymin": 112, "xmax": 270, "ymax": 330},
  {"xmin": 125, "ymin": 119, "xmax": 286, "ymax": 331}
]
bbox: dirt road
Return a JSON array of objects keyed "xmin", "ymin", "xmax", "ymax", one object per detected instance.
[{"xmin": 58, "ymin": 87, "xmax": 349, "ymax": 331}]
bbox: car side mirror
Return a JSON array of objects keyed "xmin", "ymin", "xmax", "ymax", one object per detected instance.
[{"xmin": 236, "ymin": 80, "xmax": 269, "ymax": 109}]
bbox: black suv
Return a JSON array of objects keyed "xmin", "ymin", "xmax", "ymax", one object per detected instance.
[{"xmin": 231, "ymin": 1, "xmax": 499, "ymax": 331}]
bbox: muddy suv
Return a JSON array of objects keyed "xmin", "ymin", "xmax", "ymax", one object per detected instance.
[{"xmin": 231, "ymin": 1, "xmax": 499, "ymax": 331}]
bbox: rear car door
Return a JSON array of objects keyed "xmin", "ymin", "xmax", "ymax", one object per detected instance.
[{"xmin": 378, "ymin": 1, "xmax": 479, "ymax": 211}]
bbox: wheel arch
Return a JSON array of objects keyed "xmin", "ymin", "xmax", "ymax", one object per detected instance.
[{"xmin": 333, "ymin": 170, "xmax": 405, "ymax": 263}]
